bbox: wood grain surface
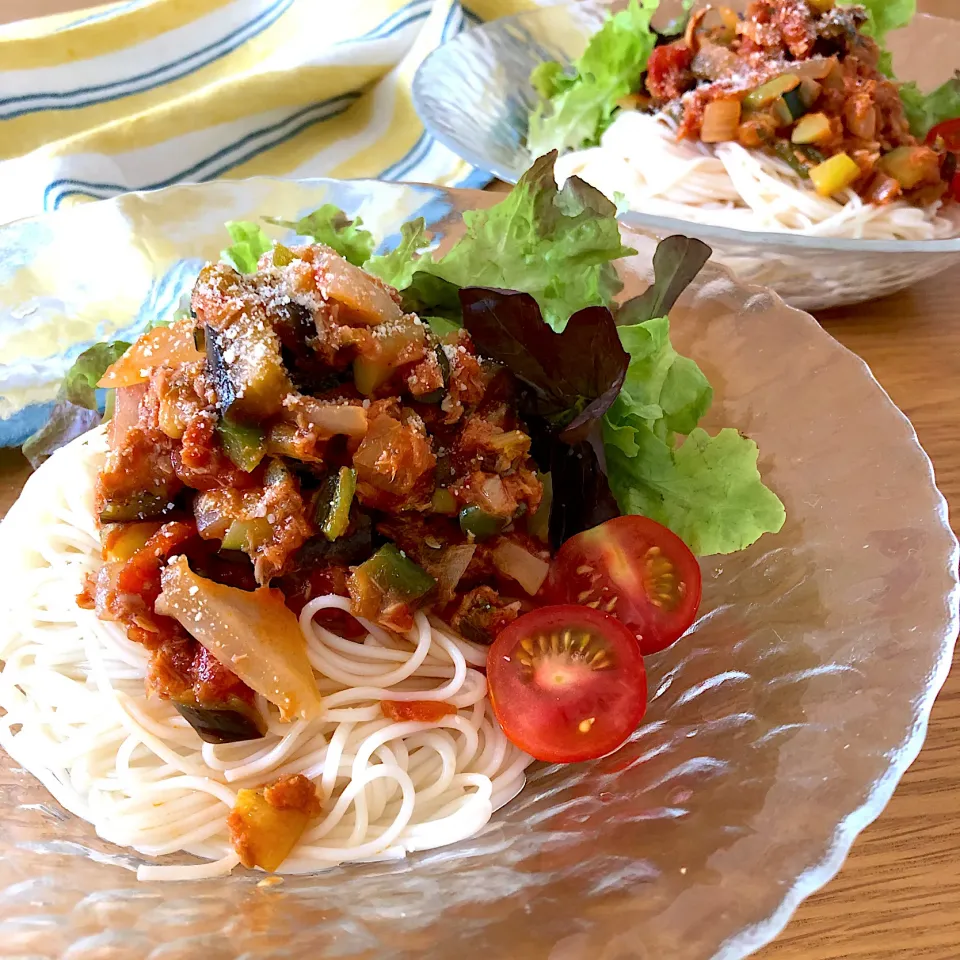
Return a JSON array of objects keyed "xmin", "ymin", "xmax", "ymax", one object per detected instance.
[{"xmin": 0, "ymin": 0, "xmax": 958, "ymax": 957}]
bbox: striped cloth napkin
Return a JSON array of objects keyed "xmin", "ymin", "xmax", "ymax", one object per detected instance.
[{"xmin": 0, "ymin": 0, "xmax": 537, "ymax": 225}]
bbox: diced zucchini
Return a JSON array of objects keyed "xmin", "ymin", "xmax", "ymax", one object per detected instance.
[
  {"xmin": 229, "ymin": 788, "xmax": 312, "ymax": 872},
  {"xmin": 743, "ymin": 74, "xmax": 800, "ymax": 111},
  {"xmin": 527, "ymin": 472, "xmax": 553, "ymax": 544},
  {"xmin": 353, "ymin": 355, "xmax": 393, "ymax": 396},
  {"xmin": 772, "ymin": 97, "xmax": 794, "ymax": 126},
  {"xmin": 217, "ymin": 418, "xmax": 267, "ymax": 473},
  {"xmin": 205, "ymin": 320, "xmax": 291, "ymax": 423},
  {"xmin": 781, "ymin": 88, "xmax": 808, "ymax": 122},
  {"xmin": 316, "ymin": 467, "xmax": 357, "ymax": 541},
  {"xmin": 791, "ymin": 112, "xmax": 832, "ymax": 144},
  {"xmin": 430, "ymin": 488, "xmax": 458, "ymax": 515},
  {"xmin": 221, "ymin": 518, "xmax": 272, "ymax": 552},
  {"xmin": 99, "ymin": 492, "xmax": 173, "ymax": 524},
  {"xmin": 264, "ymin": 458, "xmax": 294, "ymax": 488},
  {"xmin": 354, "ymin": 544, "xmax": 436, "ymax": 608},
  {"xmin": 173, "ymin": 695, "xmax": 267, "ymax": 744},
  {"xmin": 459, "ymin": 506, "xmax": 508, "ymax": 541},
  {"xmin": 878, "ymin": 146, "xmax": 942, "ymax": 189},
  {"xmin": 352, "ymin": 320, "xmax": 427, "ymax": 397},
  {"xmin": 272, "ymin": 243, "xmax": 295, "ymax": 267},
  {"xmin": 101, "ymin": 521, "xmax": 163, "ymax": 562},
  {"xmin": 810, "ymin": 152, "xmax": 861, "ymax": 197}
]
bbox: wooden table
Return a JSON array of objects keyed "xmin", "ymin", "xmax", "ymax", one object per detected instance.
[{"xmin": 1, "ymin": 0, "xmax": 959, "ymax": 957}]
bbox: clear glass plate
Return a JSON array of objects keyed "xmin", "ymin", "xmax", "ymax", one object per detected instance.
[
  {"xmin": 412, "ymin": 0, "xmax": 960, "ymax": 310},
  {"xmin": 0, "ymin": 177, "xmax": 957, "ymax": 960}
]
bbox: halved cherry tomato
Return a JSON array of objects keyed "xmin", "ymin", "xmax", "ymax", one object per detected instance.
[
  {"xmin": 928, "ymin": 118, "xmax": 960, "ymax": 151},
  {"xmin": 486, "ymin": 605, "xmax": 647, "ymax": 763},
  {"xmin": 926, "ymin": 119, "xmax": 960, "ymax": 201},
  {"xmin": 542, "ymin": 516, "xmax": 702, "ymax": 656}
]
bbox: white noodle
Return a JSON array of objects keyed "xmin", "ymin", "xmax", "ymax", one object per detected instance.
[
  {"xmin": 555, "ymin": 111, "xmax": 960, "ymax": 241},
  {"xmin": 0, "ymin": 428, "xmax": 533, "ymax": 881}
]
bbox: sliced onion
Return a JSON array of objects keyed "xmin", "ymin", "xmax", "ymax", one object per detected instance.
[
  {"xmin": 790, "ymin": 57, "xmax": 836, "ymax": 82},
  {"xmin": 492, "ymin": 541, "xmax": 550, "ymax": 597},
  {"xmin": 477, "ymin": 475, "xmax": 509, "ymax": 515},
  {"xmin": 93, "ymin": 561, "xmax": 124, "ymax": 621},
  {"xmin": 292, "ymin": 397, "xmax": 368, "ymax": 439},
  {"xmin": 436, "ymin": 544, "xmax": 477, "ymax": 598},
  {"xmin": 700, "ymin": 99, "xmax": 742, "ymax": 143},
  {"xmin": 312, "ymin": 247, "xmax": 403, "ymax": 327},
  {"xmin": 109, "ymin": 383, "xmax": 146, "ymax": 450},
  {"xmin": 98, "ymin": 318, "xmax": 201, "ymax": 388},
  {"xmin": 157, "ymin": 557, "xmax": 322, "ymax": 722},
  {"xmin": 193, "ymin": 490, "xmax": 236, "ymax": 540}
]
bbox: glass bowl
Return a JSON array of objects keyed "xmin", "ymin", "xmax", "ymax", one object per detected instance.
[
  {"xmin": 0, "ymin": 177, "xmax": 957, "ymax": 960},
  {"xmin": 412, "ymin": 0, "xmax": 960, "ymax": 311}
]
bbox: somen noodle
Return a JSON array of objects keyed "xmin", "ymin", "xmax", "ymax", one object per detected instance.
[
  {"xmin": 555, "ymin": 111, "xmax": 959, "ymax": 241},
  {"xmin": 0, "ymin": 428, "xmax": 532, "ymax": 881}
]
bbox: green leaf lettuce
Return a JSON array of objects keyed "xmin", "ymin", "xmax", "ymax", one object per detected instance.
[
  {"xmin": 900, "ymin": 74, "xmax": 960, "ymax": 138},
  {"xmin": 221, "ymin": 220, "xmax": 272, "ymax": 274},
  {"xmin": 527, "ymin": 0, "xmax": 660, "ymax": 155},
  {"xmin": 265, "ymin": 205, "xmax": 375, "ymax": 267},
  {"xmin": 23, "ymin": 340, "xmax": 132, "ymax": 468},
  {"xmin": 364, "ymin": 152, "xmax": 635, "ymax": 330},
  {"xmin": 602, "ymin": 316, "xmax": 785, "ymax": 556}
]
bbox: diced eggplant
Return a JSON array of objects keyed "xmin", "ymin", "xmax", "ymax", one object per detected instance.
[
  {"xmin": 419, "ymin": 344, "xmax": 452, "ymax": 404},
  {"xmin": 292, "ymin": 512, "xmax": 373, "ymax": 568},
  {"xmin": 271, "ymin": 301, "xmax": 339, "ymax": 395},
  {"xmin": 205, "ymin": 320, "xmax": 291, "ymax": 424},
  {"xmin": 174, "ymin": 695, "xmax": 267, "ymax": 744}
]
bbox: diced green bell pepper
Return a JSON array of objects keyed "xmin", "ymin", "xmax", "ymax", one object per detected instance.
[
  {"xmin": 316, "ymin": 467, "xmax": 357, "ymax": 541},
  {"xmin": 356, "ymin": 544, "xmax": 436, "ymax": 606},
  {"xmin": 459, "ymin": 505, "xmax": 508, "ymax": 541},
  {"xmin": 217, "ymin": 418, "xmax": 267, "ymax": 473}
]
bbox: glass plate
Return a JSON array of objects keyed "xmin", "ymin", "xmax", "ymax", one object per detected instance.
[
  {"xmin": 0, "ymin": 177, "xmax": 957, "ymax": 960},
  {"xmin": 412, "ymin": 0, "xmax": 960, "ymax": 310}
]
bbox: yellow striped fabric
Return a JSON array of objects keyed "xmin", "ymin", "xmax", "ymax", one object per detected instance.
[{"xmin": 0, "ymin": 0, "xmax": 541, "ymax": 224}]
